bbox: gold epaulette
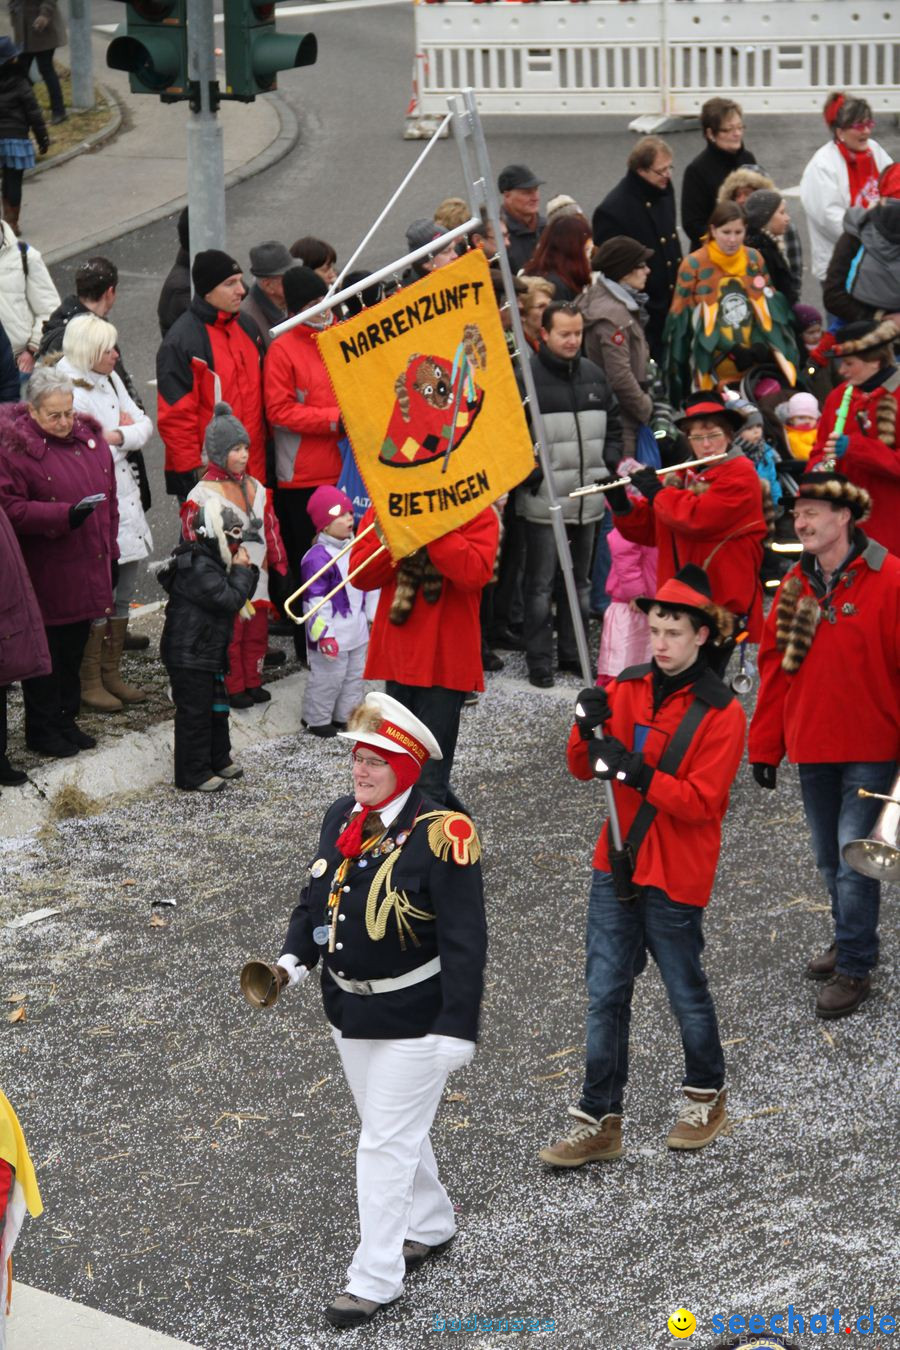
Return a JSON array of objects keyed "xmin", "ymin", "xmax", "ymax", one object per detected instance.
[{"xmin": 422, "ymin": 810, "xmax": 482, "ymax": 866}]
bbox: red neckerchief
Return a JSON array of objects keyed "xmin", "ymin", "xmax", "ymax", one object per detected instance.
[{"xmin": 835, "ymin": 139, "xmax": 880, "ymax": 208}]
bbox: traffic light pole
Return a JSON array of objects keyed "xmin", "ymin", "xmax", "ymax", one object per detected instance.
[
  {"xmin": 69, "ymin": 0, "xmax": 95, "ymax": 111},
  {"xmin": 186, "ymin": 0, "xmax": 226, "ymax": 258}
]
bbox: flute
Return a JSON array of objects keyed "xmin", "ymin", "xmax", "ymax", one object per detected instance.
[{"xmin": 568, "ymin": 452, "xmax": 728, "ymax": 499}]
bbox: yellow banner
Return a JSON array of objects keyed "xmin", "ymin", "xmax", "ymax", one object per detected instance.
[{"xmin": 316, "ymin": 250, "xmax": 534, "ymax": 559}]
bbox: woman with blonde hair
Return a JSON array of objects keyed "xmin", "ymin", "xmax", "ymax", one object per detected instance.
[
  {"xmin": 519, "ymin": 276, "xmax": 555, "ymax": 351},
  {"xmin": 58, "ymin": 313, "xmax": 153, "ymax": 711}
]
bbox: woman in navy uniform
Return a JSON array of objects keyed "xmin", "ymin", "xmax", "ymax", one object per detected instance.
[{"xmin": 276, "ymin": 690, "xmax": 487, "ymax": 1329}]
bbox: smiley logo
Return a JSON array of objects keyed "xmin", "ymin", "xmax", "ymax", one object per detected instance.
[{"xmin": 667, "ymin": 1307, "xmax": 697, "ymax": 1338}]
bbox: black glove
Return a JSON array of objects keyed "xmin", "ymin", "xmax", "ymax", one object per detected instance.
[
  {"xmin": 628, "ymin": 465, "xmax": 664, "ymax": 504},
  {"xmin": 575, "ymin": 686, "xmax": 610, "ymax": 739},
  {"xmin": 605, "ymin": 483, "xmax": 631, "ymax": 515},
  {"xmin": 68, "ymin": 502, "xmax": 96, "ymax": 530},
  {"xmin": 730, "ymin": 342, "xmax": 770, "ymax": 372},
  {"xmin": 751, "ymin": 763, "xmax": 777, "ymax": 790},
  {"xmin": 589, "ymin": 735, "xmax": 654, "ymax": 793}
]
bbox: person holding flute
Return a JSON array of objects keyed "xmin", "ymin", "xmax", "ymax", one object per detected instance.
[
  {"xmin": 607, "ymin": 391, "xmax": 769, "ymax": 661},
  {"xmin": 807, "ymin": 319, "xmax": 900, "ymax": 558}
]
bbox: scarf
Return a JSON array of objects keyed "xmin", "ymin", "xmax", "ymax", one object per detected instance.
[
  {"xmin": 785, "ymin": 425, "xmax": 817, "ymax": 461},
  {"xmin": 705, "ymin": 239, "xmax": 750, "ymax": 277},
  {"xmin": 334, "ymin": 745, "xmax": 421, "ymax": 858},
  {"xmin": 598, "ymin": 272, "xmax": 651, "ymax": 328},
  {"xmin": 835, "ymin": 139, "xmax": 881, "ymax": 209}
]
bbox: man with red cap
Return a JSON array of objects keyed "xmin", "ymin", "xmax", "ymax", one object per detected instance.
[
  {"xmin": 749, "ymin": 469, "xmax": 900, "ymax": 1019},
  {"xmin": 273, "ymin": 691, "xmax": 487, "ymax": 1329},
  {"xmin": 609, "ymin": 391, "xmax": 769, "ymax": 653},
  {"xmin": 539, "ymin": 564, "xmax": 745, "ymax": 1168}
]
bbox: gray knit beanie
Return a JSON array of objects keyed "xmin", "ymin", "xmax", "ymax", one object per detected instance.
[
  {"xmin": 743, "ymin": 189, "xmax": 782, "ymax": 231},
  {"xmin": 204, "ymin": 401, "xmax": 249, "ymax": 468}
]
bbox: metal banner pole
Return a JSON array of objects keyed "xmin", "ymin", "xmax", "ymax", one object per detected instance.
[{"xmin": 453, "ymin": 88, "xmax": 624, "ymax": 850}]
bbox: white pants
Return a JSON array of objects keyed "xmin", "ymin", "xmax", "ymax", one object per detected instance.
[
  {"xmin": 331, "ymin": 1028, "xmax": 474, "ymax": 1303},
  {"xmin": 302, "ymin": 643, "xmax": 367, "ymax": 729}
]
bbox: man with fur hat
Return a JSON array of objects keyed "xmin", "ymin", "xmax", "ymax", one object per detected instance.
[
  {"xmin": 749, "ymin": 470, "xmax": 900, "ymax": 1017},
  {"xmin": 610, "ymin": 391, "xmax": 769, "ymax": 647},
  {"xmin": 271, "ymin": 691, "xmax": 487, "ymax": 1329},
  {"xmin": 808, "ymin": 318, "xmax": 900, "ymax": 556},
  {"xmin": 157, "ymin": 249, "xmax": 265, "ymax": 500},
  {"xmin": 540, "ymin": 565, "xmax": 745, "ymax": 1168},
  {"xmin": 157, "ymin": 496, "xmax": 258, "ymax": 790}
]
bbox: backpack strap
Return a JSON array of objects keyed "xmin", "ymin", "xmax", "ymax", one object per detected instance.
[
  {"xmin": 623, "ymin": 696, "xmax": 713, "ymax": 860},
  {"xmin": 18, "ymin": 241, "xmax": 28, "ymax": 278}
]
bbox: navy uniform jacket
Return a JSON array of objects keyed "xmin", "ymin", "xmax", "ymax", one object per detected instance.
[{"xmin": 281, "ymin": 790, "xmax": 487, "ymax": 1042}]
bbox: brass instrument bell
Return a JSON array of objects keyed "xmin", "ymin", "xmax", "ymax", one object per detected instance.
[{"xmin": 842, "ymin": 773, "xmax": 900, "ymax": 882}]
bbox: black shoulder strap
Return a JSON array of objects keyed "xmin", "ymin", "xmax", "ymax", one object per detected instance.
[
  {"xmin": 616, "ymin": 663, "xmax": 652, "ymax": 683},
  {"xmin": 18, "ymin": 241, "xmax": 28, "ymax": 278},
  {"xmin": 624, "ymin": 696, "xmax": 712, "ymax": 859}
]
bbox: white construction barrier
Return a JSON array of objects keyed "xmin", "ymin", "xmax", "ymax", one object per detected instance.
[{"xmin": 407, "ymin": 0, "xmax": 900, "ymax": 122}]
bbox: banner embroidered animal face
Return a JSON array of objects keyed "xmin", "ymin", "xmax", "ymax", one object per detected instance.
[{"xmin": 381, "ymin": 325, "xmax": 487, "ymax": 468}]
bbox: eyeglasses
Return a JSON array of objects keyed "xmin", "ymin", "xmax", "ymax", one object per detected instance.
[
  {"xmin": 718, "ymin": 122, "xmax": 745, "ymax": 134},
  {"xmin": 687, "ymin": 430, "xmax": 728, "ymax": 446},
  {"xmin": 648, "ymin": 163, "xmax": 673, "ymax": 178},
  {"xmin": 351, "ymin": 751, "xmax": 389, "ymax": 769},
  {"xmin": 848, "ymin": 119, "xmax": 875, "ymax": 132}
]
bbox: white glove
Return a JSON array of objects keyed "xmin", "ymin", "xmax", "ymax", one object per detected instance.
[{"xmin": 276, "ymin": 954, "xmax": 309, "ymax": 988}]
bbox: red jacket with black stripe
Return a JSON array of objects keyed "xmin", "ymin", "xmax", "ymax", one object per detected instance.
[
  {"xmin": 157, "ymin": 297, "xmax": 265, "ymax": 498},
  {"xmin": 567, "ymin": 663, "xmax": 746, "ymax": 906}
]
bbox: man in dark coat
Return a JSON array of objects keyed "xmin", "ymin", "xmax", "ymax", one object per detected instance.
[
  {"xmin": 157, "ymin": 207, "xmax": 190, "ymax": 339},
  {"xmin": 592, "ymin": 137, "xmax": 682, "ymax": 362},
  {"xmin": 499, "ymin": 163, "xmax": 546, "ymax": 273},
  {"xmin": 0, "ymin": 503, "xmax": 50, "ymax": 786}
]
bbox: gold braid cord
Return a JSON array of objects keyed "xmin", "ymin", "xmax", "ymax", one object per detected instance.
[{"xmin": 362, "ymin": 812, "xmax": 482, "ymax": 945}]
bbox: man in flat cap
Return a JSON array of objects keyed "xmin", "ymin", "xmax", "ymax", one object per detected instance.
[
  {"xmin": 498, "ymin": 164, "xmax": 546, "ymax": 273},
  {"xmin": 241, "ymin": 240, "xmax": 293, "ymax": 353}
]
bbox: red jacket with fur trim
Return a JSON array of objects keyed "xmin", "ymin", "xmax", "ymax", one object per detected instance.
[
  {"xmin": 808, "ymin": 375, "xmax": 900, "ymax": 558},
  {"xmin": 613, "ymin": 450, "xmax": 766, "ymax": 640},
  {"xmin": 567, "ymin": 663, "xmax": 746, "ymax": 907},
  {"xmin": 748, "ymin": 537, "xmax": 900, "ymax": 767},
  {"xmin": 157, "ymin": 297, "xmax": 265, "ymax": 498},
  {"xmin": 350, "ymin": 506, "xmax": 499, "ymax": 692},
  {"xmin": 263, "ymin": 324, "xmax": 342, "ymax": 491}
]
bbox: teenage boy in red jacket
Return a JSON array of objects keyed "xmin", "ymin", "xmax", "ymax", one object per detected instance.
[
  {"xmin": 749, "ymin": 470, "xmax": 900, "ymax": 1019},
  {"xmin": 540, "ymin": 565, "xmax": 745, "ymax": 1168},
  {"xmin": 350, "ymin": 508, "xmax": 499, "ymax": 808},
  {"xmin": 610, "ymin": 392, "xmax": 767, "ymax": 645}
]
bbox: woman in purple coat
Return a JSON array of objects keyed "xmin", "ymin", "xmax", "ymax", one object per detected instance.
[
  {"xmin": 0, "ymin": 365, "xmax": 118, "ymax": 758},
  {"xmin": 0, "ymin": 502, "xmax": 49, "ymax": 785}
]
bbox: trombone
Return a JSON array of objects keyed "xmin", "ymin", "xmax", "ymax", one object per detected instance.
[
  {"xmin": 568, "ymin": 452, "xmax": 728, "ymax": 499},
  {"xmin": 283, "ymin": 520, "xmax": 387, "ymax": 627}
]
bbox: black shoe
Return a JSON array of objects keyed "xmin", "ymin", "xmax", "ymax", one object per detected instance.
[
  {"xmin": 0, "ymin": 756, "xmax": 27, "ymax": 786},
  {"xmin": 304, "ymin": 722, "xmax": 337, "ymax": 738},
  {"xmin": 268, "ymin": 619, "xmax": 294, "ymax": 637},
  {"xmin": 482, "ymin": 649, "xmax": 504, "ymax": 672},
  {"xmin": 463, "ymin": 691, "xmax": 479, "ymax": 707},
  {"xmin": 62, "ymin": 724, "xmax": 97, "ymax": 750},
  {"xmin": 557, "ymin": 658, "xmax": 581, "ymax": 674},
  {"xmin": 229, "ymin": 692, "xmax": 254, "ymax": 709},
  {"xmin": 123, "ymin": 630, "xmax": 150, "ymax": 651},
  {"xmin": 50, "ymin": 110, "xmax": 68, "ymax": 125},
  {"xmin": 528, "ymin": 670, "xmax": 554, "ymax": 689},
  {"xmin": 247, "ymin": 686, "xmax": 272, "ymax": 703},
  {"xmin": 263, "ymin": 648, "xmax": 287, "ymax": 668},
  {"xmin": 491, "ymin": 626, "xmax": 526, "ymax": 651},
  {"xmin": 26, "ymin": 735, "xmax": 78, "ymax": 759},
  {"xmin": 331, "ymin": 721, "xmax": 347, "ymax": 731}
]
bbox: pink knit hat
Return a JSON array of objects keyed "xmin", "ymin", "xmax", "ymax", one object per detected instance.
[{"xmin": 307, "ymin": 484, "xmax": 354, "ymax": 532}]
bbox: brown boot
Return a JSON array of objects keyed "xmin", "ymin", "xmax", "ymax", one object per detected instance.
[
  {"xmin": 79, "ymin": 623, "xmax": 124, "ymax": 712},
  {"xmin": 805, "ymin": 942, "xmax": 837, "ymax": 981},
  {"xmin": 816, "ymin": 972, "xmax": 871, "ymax": 1019},
  {"xmin": 667, "ymin": 1087, "xmax": 729, "ymax": 1151},
  {"xmin": 538, "ymin": 1105, "xmax": 623, "ymax": 1168},
  {"xmin": 101, "ymin": 617, "xmax": 148, "ymax": 703}
]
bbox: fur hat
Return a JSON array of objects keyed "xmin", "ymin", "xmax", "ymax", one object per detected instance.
[
  {"xmin": 635, "ymin": 563, "xmax": 734, "ymax": 641},
  {"xmin": 833, "ymin": 318, "xmax": 900, "ymax": 356},
  {"xmin": 796, "ymin": 470, "xmax": 871, "ymax": 521},
  {"xmin": 336, "ymin": 691, "xmax": 443, "ymax": 763},
  {"xmin": 203, "ymin": 401, "xmax": 249, "ymax": 468}
]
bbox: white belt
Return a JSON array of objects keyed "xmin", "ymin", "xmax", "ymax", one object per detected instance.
[{"xmin": 329, "ymin": 957, "xmax": 441, "ymax": 997}]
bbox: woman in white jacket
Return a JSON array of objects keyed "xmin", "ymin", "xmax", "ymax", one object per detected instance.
[
  {"xmin": 0, "ymin": 217, "xmax": 59, "ymax": 376},
  {"xmin": 800, "ymin": 91, "xmax": 892, "ymax": 287},
  {"xmin": 58, "ymin": 313, "xmax": 154, "ymax": 711}
]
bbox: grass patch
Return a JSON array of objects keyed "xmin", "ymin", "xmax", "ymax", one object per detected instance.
[
  {"xmin": 30, "ymin": 64, "xmax": 116, "ymax": 166},
  {"xmin": 47, "ymin": 782, "xmax": 103, "ymax": 822}
]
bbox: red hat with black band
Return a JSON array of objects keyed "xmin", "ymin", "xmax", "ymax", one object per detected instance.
[
  {"xmin": 636, "ymin": 563, "xmax": 734, "ymax": 640},
  {"xmin": 674, "ymin": 391, "xmax": 744, "ymax": 434}
]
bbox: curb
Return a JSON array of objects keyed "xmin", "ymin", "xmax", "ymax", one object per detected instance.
[
  {"xmin": 43, "ymin": 92, "xmax": 300, "ymax": 267},
  {"xmin": 24, "ymin": 82, "xmax": 124, "ymax": 180},
  {"xmin": 1, "ymin": 668, "xmax": 308, "ymax": 840}
]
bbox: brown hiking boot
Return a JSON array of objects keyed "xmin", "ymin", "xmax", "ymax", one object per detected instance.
[
  {"xmin": 816, "ymin": 972, "xmax": 871, "ymax": 1019},
  {"xmin": 538, "ymin": 1105, "xmax": 623, "ymax": 1168},
  {"xmin": 666, "ymin": 1088, "xmax": 729, "ymax": 1151},
  {"xmin": 805, "ymin": 942, "xmax": 837, "ymax": 981}
]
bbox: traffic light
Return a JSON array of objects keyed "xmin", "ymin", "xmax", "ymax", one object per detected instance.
[
  {"xmin": 222, "ymin": 0, "xmax": 317, "ymax": 102},
  {"xmin": 107, "ymin": 0, "xmax": 189, "ymax": 100}
]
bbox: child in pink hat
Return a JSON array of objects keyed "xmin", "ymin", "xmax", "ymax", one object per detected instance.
[{"xmin": 299, "ymin": 486, "xmax": 378, "ymax": 737}]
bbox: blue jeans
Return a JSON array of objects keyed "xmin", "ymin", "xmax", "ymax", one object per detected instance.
[
  {"xmin": 522, "ymin": 520, "xmax": 595, "ymax": 674},
  {"xmin": 797, "ymin": 761, "xmax": 896, "ymax": 978},
  {"xmin": 581, "ymin": 871, "xmax": 724, "ymax": 1118}
]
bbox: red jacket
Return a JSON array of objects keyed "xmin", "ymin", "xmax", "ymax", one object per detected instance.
[
  {"xmin": 350, "ymin": 507, "xmax": 499, "ymax": 692},
  {"xmin": 809, "ymin": 378, "xmax": 900, "ymax": 557},
  {"xmin": 264, "ymin": 324, "xmax": 342, "ymax": 490},
  {"xmin": 157, "ymin": 298, "xmax": 266, "ymax": 497},
  {"xmin": 748, "ymin": 537, "xmax": 900, "ymax": 767},
  {"xmin": 614, "ymin": 451, "xmax": 766, "ymax": 639},
  {"xmin": 567, "ymin": 664, "xmax": 746, "ymax": 906}
]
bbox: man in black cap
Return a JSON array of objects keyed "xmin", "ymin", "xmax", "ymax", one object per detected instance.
[
  {"xmin": 241, "ymin": 241, "xmax": 293, "ymax": 353},
  {"xmin": 498, "ymin": 163, "xmax": 546, "ymax": 273},
  {"xmin": 592, "ymin": 136, "xmax": 682, "ymax": 361},
  {"xmin": 157, "ymin": 249, "xmax": 265, "ymax": 501},
  {"xmin": 749, "ymin": 469, "xmax": 900, "ymax": 1018}
]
